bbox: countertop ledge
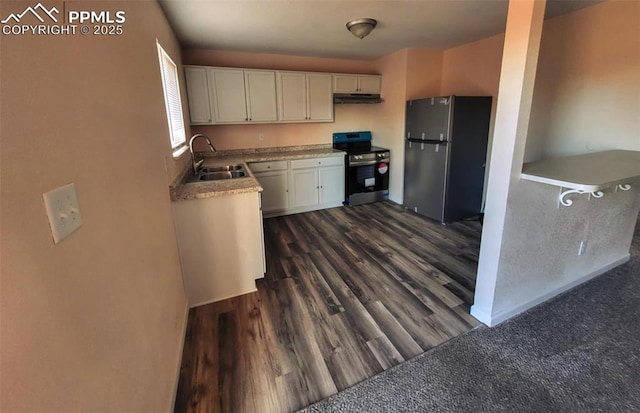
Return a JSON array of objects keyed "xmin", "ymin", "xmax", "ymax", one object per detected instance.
[
  {"xmin": 521, "ymin": 150, "xmax": 640, "ymax": 191},
  {"xmin": 170, "ymin": 145, "xmax": 345, "ymax": 201}
]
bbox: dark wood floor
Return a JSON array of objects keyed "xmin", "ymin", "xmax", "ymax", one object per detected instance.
[{"xmin": 174, "ymin": 201, "xmax": 482, "ymax": 413}]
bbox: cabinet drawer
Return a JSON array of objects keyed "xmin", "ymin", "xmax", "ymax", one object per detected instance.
[
  {"xmin": 249, "ymin": 160, "xmax": 288, "ymax": 173},
  {"xmin": 291, "ymin": 156, "xmax": 344, "ymax": 169}
]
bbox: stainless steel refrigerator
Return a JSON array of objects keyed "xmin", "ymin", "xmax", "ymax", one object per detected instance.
[{"xmin": 403, "ymin": 95, "xmax": 492, "ymax": 224}]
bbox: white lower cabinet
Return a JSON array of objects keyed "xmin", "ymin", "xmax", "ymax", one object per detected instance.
[
  {"xmin": 250, "ymin": 156, "xmax": 345, "ymax": 217},
  {"xmin": 319, "ymin": 165, "xmax": 345, "ymax": 204},
  {"xmin": 290, "ymin": 165, "xmax": 344, "ymax": 208},
  {"xmin": 172, "ymin": 191, "xmax": 265, "ymax": 307},
  {"xmin": 291, "ymin": 168, "xmax": 320, "ymax": 208},
  {"xmin": 289, "ymin": 156, "xmax": 345, "ymax": 213},
  {"xmin": 249, "ymin": 160, "xmax": 289, "ymax": 216}
]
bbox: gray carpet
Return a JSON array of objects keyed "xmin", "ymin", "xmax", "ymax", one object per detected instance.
[{"xmin": 300, "ymin": 219, "xmax": 640, "ymax": 412}]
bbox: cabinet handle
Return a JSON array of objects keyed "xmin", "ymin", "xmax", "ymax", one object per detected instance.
[{"xmin": 245, "ymin": 118, "xmax": 248, "ymax": 121}]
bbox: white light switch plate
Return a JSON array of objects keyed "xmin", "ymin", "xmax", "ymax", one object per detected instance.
[{"xmin": 43, "ymin": 183, "xmax": 83, "ymax": 244}]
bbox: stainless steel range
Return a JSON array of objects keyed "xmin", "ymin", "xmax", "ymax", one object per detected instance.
[{"xmin": 333, "ymin": 131, "xmax": 390, "ymax": 206}]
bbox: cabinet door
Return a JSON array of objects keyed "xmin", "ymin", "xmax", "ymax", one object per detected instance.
[
  {"xmin": 290, "ymin": 168, "xmax": 319, "ymax": 208},
  {"xmin": 184, "ymin": 67, "xmax": 212, "ymax": 124},
  {"xmin": 245, "ymin": 71, "xmax": 278, "ymax": 122},
  {"xmin": 333, "ymin": 74, "xmax": 359, "ymax": 93},
  {"xmin": 319, "ymin": 165, "xmax": 345, "ymax": 204},
  {"xmin": 255, "ymin": 170, "xmax": 289, "ymax": 212},
  {"xmin": 357, "ymin": 75, "xmax": 382, "ymax": 93},
  {"xmin": 209, "ymin": 68, "xmax": 248, "ymax": 122},
  {"xmin": 307, "ymin": 73, "xmax": 333, "ymax": 121},
  {"xmin": 277, "ymin": 72, "xmax": 307, "ymax": 121}
]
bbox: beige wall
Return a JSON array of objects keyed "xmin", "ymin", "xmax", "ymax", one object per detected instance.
[
  {"xmin": 369, "ymin": 48, "xmax": 444, "ymax": 203},
  {"xmin": 1, "ymin": 1, "xmax": 188, "ymax": 411},
  {"xmin": 525, "ymin": 0, "xmax": 640, "ymax": 161},
  {"xmin": 473, "ymin": 0, "xmax": 640, "ymax": 326},
  {"xmin": 440, "ymin": 34, "xmax": 505, "ymax": 204},
  {"xmin": 183, "ymin": 48, "xmax": 380, "ymax": 74},
  {"xmin": 369, "ymin": 49, "xmax": 409, "ymax": 203},
  {"xmin": 183, "ymin": 49, "xmax": 378, "ymax": 151},
  {"xmin": 440, "ymin": 34, "xmax": 505, "ymax": 98},
  {"xmin": 440, "ymin": 32, "xmax": 504, "ymax": 148},
  {"xmin": 435, "ymin": 1, "xmax": 640, "ymax": 165},
  {"xmin": 406, "ymin": 48, "xmax": 443, "ymax": 101}
]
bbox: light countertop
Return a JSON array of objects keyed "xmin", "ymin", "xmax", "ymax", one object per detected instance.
[
  {"xmin": 520, "ymin": 150, "xmax": 640, "ymax": 191},
  {"xmin": 170, "ymin": 145, "xmax": 345, "ymax": 201}
]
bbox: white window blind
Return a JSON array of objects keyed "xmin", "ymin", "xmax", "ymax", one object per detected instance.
[{"xmin": 157, "ymin": 41, "xmax": 187, "ymax": 157}]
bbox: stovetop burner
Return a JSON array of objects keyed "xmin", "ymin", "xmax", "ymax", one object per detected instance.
[
  {"xmin": 332, "ymin": 131, "xmax": 389, "ymax": 155},
  {"xmin": 346, "ymin": 145, "xmax": 389, "ymax": 155}
]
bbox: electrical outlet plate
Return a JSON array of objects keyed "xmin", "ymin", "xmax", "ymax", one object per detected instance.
[{"xmin": 43, "ymin": 183, "xmax": 83, "ymax": 244}]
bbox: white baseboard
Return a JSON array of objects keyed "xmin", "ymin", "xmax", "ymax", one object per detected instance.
[
  {"xmin": 189, "ymin": 287, "xmax": 258, "ymax": 309},
  {"xmin": 469, "ymin": 305, "xmax": 492, "ymax": 325},
  {"xmin": 262, "ymin": 202, "xmax": 343, "ymax": 219},
  {"xmin": 170, "ymin": 302, "xmax": 190, "ymax": 411},
  {"xmin": 471, "ymin": 253, "xmax": 630, "ymax": 327}
]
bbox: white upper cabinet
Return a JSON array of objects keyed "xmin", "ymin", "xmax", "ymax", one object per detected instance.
[
  {"xmin": 277, "ymin": 72, "xmax": 307, "ymax": 121},
  {"xmin": 244, "ymin": 70, "xmax": 278, "ymax": 122},
  {"xmin": 206, "ymin": 68, "xmax": 277, "ymax": 124},
  {"xmin": 184, "ymin": 65, "xmax": 382, "ymax": 125},
  {"xmin": 306, "ymin": 73, "xmax": 333, "ymax": 121},
  {"xmin": 277, "ymin": 71, "xmax": 333, "ymax": 122},
  {"xmin": 184, "ymin": 66, "xmax": 212, "ymax": 124},
  {"xmin": 333, "ymin": 74, "xmax": 382, "ymax": 94},
  {"xmin": 208, "ymin": 68, "xmax": 248, "ymax": 123}
]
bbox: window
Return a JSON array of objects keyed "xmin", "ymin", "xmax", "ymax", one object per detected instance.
[{"xmin": 157, "ymin": 41, "xmax": 187, "ymax": 157}]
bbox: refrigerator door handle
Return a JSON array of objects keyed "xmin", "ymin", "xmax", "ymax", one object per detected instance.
[{"xmin": 407, "ymin": 138, "xmax": 449, "ymax": 145}]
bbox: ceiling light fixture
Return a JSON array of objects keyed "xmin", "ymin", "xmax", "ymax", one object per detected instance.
[{"xmin": 346, "ymin": 18, "xmax": 377, "ymax": 39}]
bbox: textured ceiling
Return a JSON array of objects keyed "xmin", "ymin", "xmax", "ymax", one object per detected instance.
[{"xmin": 159, "ymin": 0, "xmax": 603, "ymax": 60}]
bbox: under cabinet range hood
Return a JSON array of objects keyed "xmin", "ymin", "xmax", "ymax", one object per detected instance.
[{"xmin": 333, "ymin": 93, "xmax": 382, "ymax": 104}]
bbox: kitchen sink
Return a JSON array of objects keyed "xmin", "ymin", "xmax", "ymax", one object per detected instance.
[
  {"xmin": 186, "ymin": 163, "xmax": 248, "ymax": 183},
  {"xmin": 201, "ymin": 164, "xmax": 243, "ymax": 173},
  {"xmin": 198, "ymin": 171, "xmax": 246, "ymax": 181}
]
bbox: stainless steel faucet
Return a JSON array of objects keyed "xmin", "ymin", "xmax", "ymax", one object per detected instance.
[{"xmin": 189, "ymin": 134, "xmax": 216, "ymax": 175}]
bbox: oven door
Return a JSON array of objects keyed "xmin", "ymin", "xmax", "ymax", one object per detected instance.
[{"xmin": 346, "ymin": 159, "xmax": 390, "ymax": 205}]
